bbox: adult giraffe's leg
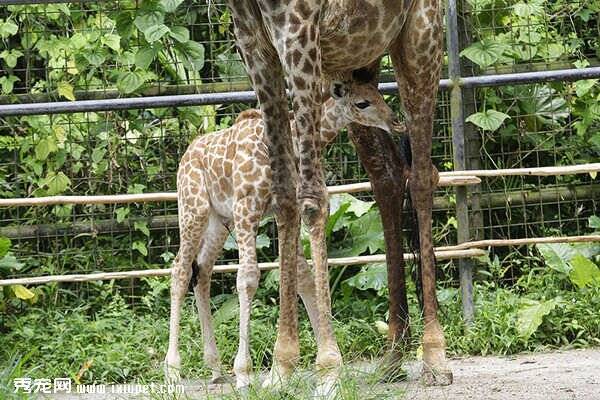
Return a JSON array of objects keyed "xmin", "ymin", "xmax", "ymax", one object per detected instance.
[
  {"xmin": 192, "ymin": 213, "xmax": 229, "ymax": 383},
  {"xmin": 269, "ymin": 4, "xmax": 342, "ymax": 393},
  {"xmin": 232, "ymin": 197, "xmax": 262, "ymax": 389},
  {"xmin": 347, "ymin": 62, "xmax": 411, "ymax": 355},
  {"xmin": 226, "ymin": 3, "xmax": 301, "ymax": 386},
  {"xmin": 389, "ymin": 0, "xmax": 453, "ymax": 386},
  {"xmin": 349, "ymin": 125, "xmax": 411, "ymax": 353}
]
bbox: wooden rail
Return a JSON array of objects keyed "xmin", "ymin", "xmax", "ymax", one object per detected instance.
[
  {"xmin": 0, "ymin": 175, "xmax": 480, "ymax": 207},
  {"xmin": 443, "ymin": 163, "xmax": 600, "ymax": 177},
  {"xmin": 2, "ymin": 163, "xmax": 597, "ymax": 208},
  {"xmin": 0, "ymin": 248, "xmax": 486, "ymax": 286},
  {"xmin": 3, "ymin": 234, "xmax": 600, "ymax": 287}
]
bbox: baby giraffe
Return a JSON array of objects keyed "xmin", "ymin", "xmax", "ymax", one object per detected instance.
[{"xmin": 164, "ymin": 80, "xmax": 403, "ymax": 388}]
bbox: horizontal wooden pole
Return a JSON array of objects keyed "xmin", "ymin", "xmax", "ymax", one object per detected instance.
[
  {"xmin": 4, "ymin": 233, "xmax": 599, "ymax": 287},
  {"xmin": 2, "ymin": 162, "xmax": 597, "ymax": 208},
  {"xmin": 0, "ymin": 184, "xmax": 596, "ymax": 240},
  {"xmin": 437, "ymin": 235, "xmax": 600, "ymax": 251},
  {"xmin": 0, "ymin": 248, "xmax": 486, "ymax": 287},
  {"xmin": 0, "ymin": 175, "xmax": 480, "ymax": 207},
  {"xmin": 443, "ymin": 163, "xmax": 600, "ymax": 177}
]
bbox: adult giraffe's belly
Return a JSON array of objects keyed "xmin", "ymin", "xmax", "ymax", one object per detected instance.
[{"xmin": 320, "ymin": 0, "xmax": 407, "ymax": 73}]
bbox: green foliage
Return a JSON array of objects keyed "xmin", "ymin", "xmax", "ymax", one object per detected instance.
[
  {"xmin": 516, "ymin": 298, "xmax": 560, "ymax": 339},
  {"xmin": 465, "ymin": 109, "xmax": 510, "ymax": 131}
]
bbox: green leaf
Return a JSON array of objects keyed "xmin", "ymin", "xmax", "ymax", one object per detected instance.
[
  {"xmin": 12, "ymin": 285, "xmax": 35, "ymax": 300},
  {"xmin": 0, "ymin": 236, "xmax": 10, "ymax": 258},
  {"xmin": 169, "ymin": 26, "xmax": 189, "ymax": 43},
  {"xmin": 175, "ymin": 41, "xmax": 205, "ymax": 70},
  {"xmin": 513, "ymin": 0, "xmax": 544, "ymax": 18},
  {"xmin": 466, "ymin": 110, "xmax": 510, "ymax": 131},
  {"xmin": 101, "ymin": 33, "xmax": 121, "ymax": 52},
  {"xmin": 134, "ymin": 11, "xmax": 164, "ymax": 34},
  {"xmin": 569, "ymin": 254, "xmax": 600, "ymax": 288},
  {"xmin": 212, "ymin": 295, "xmax": 239, "ymax": 327},
  {"xmin": 0, "ymin": 254, "xmax": 23, "ymax": 272},
  {"xmin": 0, "ymin": 19, "xmax": 18, "ymax": 39},
  {"xmin": 0, "ymin": 75, "xmax": 19, "ymax": 94},
  {"xmin": 332, "ymin": 209, "xmax": 384, "ymax": 257},
  {"xmin": 134, "ymin": 221, "xmax": 150, "ymax": 237},
  {"xmin": 35, "ymin": 137, "xmax": 58, "ymax": 160},
  {"xmin": 575, "ymin": 79, "xmax": 598, "ymax": 97},
  {"xmin": 344, "ymin": 263, "xmax": 387, "ymax": 291},
  {"xmin": 91, "ymin": 146, "xmax": 106, "ymax": 164},
  {"xmin": 347, "ymin": 196, "xmax": 375, "ymax": 217},
  {"xmin": 57, "ymin": 81, "xmax": 75, "ymax": 101},
  {"xmin": 143, "ymin": 24, "xmax": 170, "ymax": 43},
  {"xmin": 589, "ymin": 216, "xmax": 600, "ymax": 230},
  {"xmin": 537, "ymin": 243, "xmax": 575, "ymax": 274},
  {"xmin": 256, "ymin": 234, "xmax": 270, "ymax": 250},
  {"xmin": 135, "ymin": 47, "xmax": 157, "ymax": 69},
  {"xmin": 82, "ymin": 49, "xmax": 107, "ymax": 66},
  {"xmin": 460, "ymin": 41, "xmax": 508, "ymax": 69},
  {"xmin": 0, "ymin": 49, "xmax": 23, "ymax": 68},
  {"xmin": 116, "ymin": 207, "xmax": 130, "ymax": 224},
  {"xmin": 517, "ymin": 298, "xmax": 559, "ymax": 339},
  {"xmin": 52, "ymin": 204, "xmax": 72, "ymax": 218},
  {"xmin": 117, "ymin": 71, "xmax": 146, "ymax": 94},
  {"xmin": 161, "ymin": 0, "xmax": 184, "ymax": 12},
  {"xmin": 46, "ymin": 172, "xmax": 71, "ymax": 195},
  {"xmin": 132, "ymin": 241, "xmax": 148, "ymax": 256}
]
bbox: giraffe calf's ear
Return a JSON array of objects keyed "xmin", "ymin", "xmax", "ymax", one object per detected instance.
[{"xmin": 331, "ymin": 81, "xmax": 348, "ymax": 99}]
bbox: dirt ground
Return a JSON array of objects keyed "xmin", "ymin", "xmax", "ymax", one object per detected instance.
[
  {"xmin": 39, "ymin": 348, "xmax": 599, "ymax": 399},
  {"xmin": 398, "ymin": 348, "xmax": 600, "ymax": 400}
]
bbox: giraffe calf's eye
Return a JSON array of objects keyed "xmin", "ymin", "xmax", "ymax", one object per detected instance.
[{"xmin": 355, "ymin": 101, "xmax": 370, "ymax": 109}]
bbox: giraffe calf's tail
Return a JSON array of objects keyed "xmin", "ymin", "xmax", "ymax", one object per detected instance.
[
  {"xmin": 399, "ymin": 133, "xmax": 440, "ymax": 310},
  {"xmin": 397, "ymin": 134, "xmax": 424, "ymax": 309},
  {"xmin": 188, "ymin": 260, "xmax": 200, "ymax": 292}
]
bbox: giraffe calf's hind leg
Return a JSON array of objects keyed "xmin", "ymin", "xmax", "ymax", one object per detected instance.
[
  {"xmin": 164, "ymin": 238, "xmax": 204, "ymax": 383},
  {"xmin": 164, "ymin": 173, "xmax": 210, "ymax": 383},
  {"xmin": 192, "ymin": 213, "xmax": 229, "ymax": 384}
]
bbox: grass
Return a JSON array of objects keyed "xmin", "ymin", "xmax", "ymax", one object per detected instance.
[{"xmin": 1, "ymin": 258, "xmax": 600, "ymax": 398}]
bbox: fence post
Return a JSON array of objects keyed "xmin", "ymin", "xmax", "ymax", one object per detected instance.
[{"xmin": 446, "ymin": 0, "xmax": 474, "ymax": 324}]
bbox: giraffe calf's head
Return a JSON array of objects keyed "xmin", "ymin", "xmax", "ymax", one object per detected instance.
[{"xmin": 331, "ymin": 81, "xmax": 406, "ymax": 134}]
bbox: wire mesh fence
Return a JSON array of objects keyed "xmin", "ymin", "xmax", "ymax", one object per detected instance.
[{"xmin": 0, "ymin": 0, "xmax": 598, "ymax": 310}]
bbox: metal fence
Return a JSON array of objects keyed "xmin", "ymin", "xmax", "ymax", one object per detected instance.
[{"xmin": 0, "ymin": 0, "xmax": 599, "ymax": 319}]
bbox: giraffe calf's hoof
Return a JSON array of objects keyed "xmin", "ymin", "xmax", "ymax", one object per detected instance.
[
  {"xmin": 163, "ymin": 363, "xmax": 182, "ymax": 384},
  {"xmin": 421, "ymin": 366, "xmax": 453, "ymax": 386},
  {"xmin": 235, "ymin": 374, "xmax": 252, "ymax": 390},
  {"xmin": 209, "ymin": 375, "xmax": 228, "ymax": 385}
]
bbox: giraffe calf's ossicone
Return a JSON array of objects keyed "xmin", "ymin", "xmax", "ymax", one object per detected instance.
[{"xmin": 164, "ymin": 81, "xmax": 400, "ymax": 388}]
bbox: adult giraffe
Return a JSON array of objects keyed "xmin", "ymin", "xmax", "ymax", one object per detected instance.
[{"xmin": 224, "ymin": 0, "xmax": 451, "ymax": 391}]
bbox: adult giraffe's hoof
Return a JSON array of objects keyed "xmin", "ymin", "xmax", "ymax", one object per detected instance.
[
  {"xmin": 313, "ymin": 371, "xmax": 338, "ymax": 400},
  {"xmin": 421, "ymin": 364, "xmax": 453, "ymax": 386},
  {"xmin": 374, "ymin": 348, "xmax": 408, "ymax": 382},
  {"xmin": 314, "ymin": 349, "xmax": 342, "ymax": 399},
  {"xmin": 262, "ymin": 361, "xmax": 291, "ymax": 390}
]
